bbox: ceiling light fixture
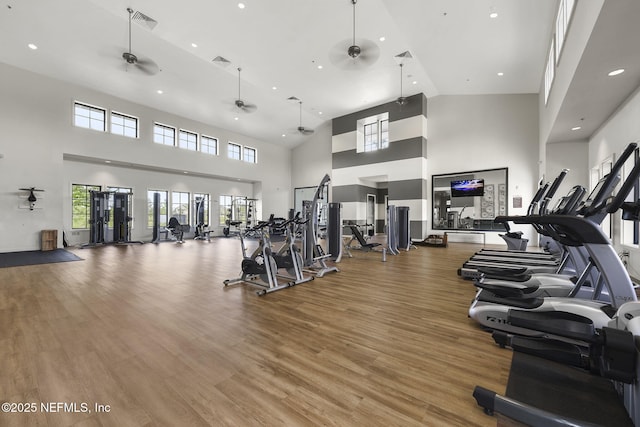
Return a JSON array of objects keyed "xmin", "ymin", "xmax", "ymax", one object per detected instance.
[
  {"xmin": 156, "ymin": 90, "xmax": 163, "ymax": 94},
  {"xmin": 571, "ymin": 126, "xmax": 581, "ymax": 131},
  {"xmin": 238, "ymin": 3, "xmax": 245, "ymax": 9},
  {"xmin": 608, "ymin": 68, "xmax": 625, "ymax": 76},
  {"xmin": 317, "ymin": 65, "xmax": 323, "ymax": 69},
  {"xmin": 379, "ymin": 36, "xmax": 386, "ymax": 42},
  {"xmin": 497, "ymin": 72, "xmax": 504, "ymax": 76},
  {"xmin": 490, "ymin": 12, "xmax": 498, "ymax": 18},
  {"xmin": 272, "ymin": 86, "xmax": 277, "ymax": 90},
  {"xmin": 28, "ymin": 43, "xmax": 38, "ymax": 50},
  {"xmin": 234, "ymin": 117, "xmax": 239, "ymax": 121},
  {"xmin": 412, "ymin": 81, "xmax": 417, "ymax": 85},
  {"xmin": 191, "ymin": 43, "xmax": 198, "ymax": 48}
]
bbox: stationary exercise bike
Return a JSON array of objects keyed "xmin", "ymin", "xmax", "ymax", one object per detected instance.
[
  {"xmin": 272, "ymin": 213, "xmax": 314, "ymax": 286},
  {"xmin": 223, "ymin": 217, "xmax": 293, "ymax": 296}
]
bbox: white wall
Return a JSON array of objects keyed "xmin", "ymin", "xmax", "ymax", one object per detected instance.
[
  {"xmin": 589, "ymin": 85, "xmax": 640, "ymax": 274},
  {"xmin": 0, "ymin": 62, "xmax": 291, "ymax": 252},
  {"xmin": 539, "ymin": 0, "xmax": 605, "ymax": 146},
  {"xmin": 291, "ymin": 120, "xmax": 333, "ymax": 190},
  {"xmin": 427, "ymin": 94, "xmax": 540, "ymax": 244},
  {"xmin": 546, "ymin": 141, "xmax": 590, "ymax": 203}
]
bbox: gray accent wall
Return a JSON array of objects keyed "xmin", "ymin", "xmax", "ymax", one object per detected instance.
[
  {"xmin": 331, "ymin": 93, "xmax": 429, "ymax": 240},
  {"xmin": 387, "ymin": 179, "xmax": 426, "ymax": 201},
  {"xmin": 332, "ymin": 137, "xmax": 426, "ymax": 169},
  {"xmin": 332, "ymin": 93, "xmax": 427, "ymax": 136}
]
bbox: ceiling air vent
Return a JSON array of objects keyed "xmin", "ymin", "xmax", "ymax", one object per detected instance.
[
  {"xmin": 212, "ymin": 56, "xmax": 231, "ymax": 67},
  {"xmin": 132, "ymin": 10, "xmax": 158, "ymax": 30}
]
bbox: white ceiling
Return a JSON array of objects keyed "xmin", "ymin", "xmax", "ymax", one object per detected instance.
[{"xmin": 0, "ymin": 0, "xmax": 585, "ymax": 148}]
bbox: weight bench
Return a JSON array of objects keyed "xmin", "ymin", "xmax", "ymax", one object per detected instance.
[
  {"xmin": 166, "ymin": 217, "xmax": 190, "ymax": 243},
  {"xmin": 347, "ymin": 225, "xmax": 382, "ymax": 252}
]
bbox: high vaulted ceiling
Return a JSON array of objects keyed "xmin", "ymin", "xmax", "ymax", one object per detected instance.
[{"xmin": 1, "ymin": 0, "xmax": 560, "ymax": 147}]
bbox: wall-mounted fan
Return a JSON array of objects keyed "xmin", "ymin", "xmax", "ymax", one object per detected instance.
[
  {"xmin": 329, "ymin": 0, "xmax": 379, "ymax": 70},
  {"xmin": 19, "ymin": 187, "xmax": 44, "ymax": 210},
  {"xmin": 122, "ymin": 8, "xmax": 159, "ymax": 75},
  {"xmin": 233, "ymin": 67, "xmax": 257, "ymax": 113}
]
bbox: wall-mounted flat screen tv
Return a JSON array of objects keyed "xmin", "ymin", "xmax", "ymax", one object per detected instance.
[{"xmin": 451, "ymin": 179, "xmax": 484, "ymax": 197}]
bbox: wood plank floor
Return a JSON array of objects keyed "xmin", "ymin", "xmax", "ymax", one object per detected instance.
[{"xmin": 0, "ymin": 238, "xmax": 511, "ymax": 426}]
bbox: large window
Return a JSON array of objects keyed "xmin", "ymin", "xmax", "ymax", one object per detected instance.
[
  {"xmin": 219, "ymin": 195, "xmax": 233, "ymax": 225},
  {"xmin": 544, "ymin": 39, "xmax": 555, "ymax": 105},
  {"xmin": 228, "ymin": 142, "xmax": 241, "ymax": 160},
  {"xmin": 357, "ymin": 113, "xmax": 389, "ymax": 152},
  {"xmin": 154, "ymin": 123, "xmax": 176, "ymax": 146},
  {"xmin": 72, "ymin": 184, "xmax": 101, "ymax": 229},
  {"xmin": 194, "ymin": 193, "xmax": 210, "ymax": 226},
  {"xmin": 107, "ymin": 187, "xmax": 133, "ymax": 228},
  {"xmin": 201, "ymin": 135, "xmax": 218, "ymax": 155},
  {"xmin": 111, "ymin": 112, "xmax": 138, "ymax": 138},
  {"xmin": 179, "ymin": 129, "xmax": 198, "ymax": 151},
  {"xmin": 74, "ymin": 102, "xmax": 105, "ymax": 131},
  {"xmin": 243, "ymin": 146, "xmax": 257, "ymax": 163},
  {"xmin": 545, "ymin": 0, "xmax": 575, "ymax": 105},
  {"xmin": 147, "ymin": 190, "xmax": 168, "ymax": 228},
  {"xmin": 171, "ymin": 191, "xmax": 190, "ymax": 224}
]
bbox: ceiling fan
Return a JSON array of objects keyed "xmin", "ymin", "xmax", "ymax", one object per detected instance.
[
  {"xmin": 233, "ymin": 67, "xmax": 257, "ymax": 113},
  {"xmin": 395, "ymin": 51, "xmax": 413, "ymax": 107},
  {"xmin": 121, "ymin": 8, "xmax": 159, "ymax": 75},
  {"xmin": 329, "ymin": 0, "xmax": 380, "ymax": 70},
  {"xmin": 295, "ymin": 100, "xmax": 314, "ymax": 135}
]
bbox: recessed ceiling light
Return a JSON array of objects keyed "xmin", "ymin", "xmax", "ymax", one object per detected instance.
[
  {"xmin": 105, "ymin": 160, "xmax": 111, "ymax": 163},
  {"xmin": 234, "ymin": 117, "xmax": 239, "ymax": 121},
  {"xmin": 318, "ymin": 111, "xmax": 323, "ymax": 115},
  {"xmin": 238, "ymin": 3, "xmax": 245, "ymax": 9},
  {"xmin": 272, "ymin": 86, "xmax": 277, "ymax": 90},
  {"xmin": 191, "ymin": 43, "xmax": 198, "ymax": 48},
  {"xmin": 317, "ymin": 65, "xmax": 323, "ymax": 69},
  {"xmin": 490, "ymin": 12, "xmax": 498, "ymax": 18},
  {"xmin": 571, "ymin": 126, "xmax": 581, "ymax": 131},
  {"xmin": 156, "ymin": 90, "xmax": 163, "ymax": 94},
  {"xmin": 379, "ymin": 36, "xmax": 386, "ymax": 42},
  {"xmin": 497, "ymin": 72, "xmax": 504, "ymax": 76},
  {"xmin": 183, "ymin": 171, "xmax": 189, "ymax": 174},
  {"xmin": 28, "ymin": 43, "xmax": 38, "ymax": 50},
  {"xmin": 282, "ymin": 134, "xmax": 286, "ymax": 137},
  {"xmin": 412, "ymin": 81, "xmax": 417, "ymax": 85},
  {"xmin": 608, "ymin": 68, "xmax": 625, "ymax": 76}
]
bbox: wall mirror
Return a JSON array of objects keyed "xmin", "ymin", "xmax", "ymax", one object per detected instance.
[{"xmin": 432, "ymin": 167, "xmax": 508, "ymax": 231}]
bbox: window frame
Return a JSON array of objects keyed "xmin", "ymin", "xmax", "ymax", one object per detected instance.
[
  {"xmin": 219, "ymin": 195, "xmax": 233, "ymax": 225},
  {"xmin": 243, "ymin": 146, "xmax": 257, "ymax": 163},
  {"xmin": 201, "ymin": 135, "xmax": 219, "ymax": 155},
  {"xmin": 73, "ymin": 101, "xmax": 106, "ymax": 132},
  {"xmin": 178, "ymin": 129, "xmax": 198, "ymax": 151},
  {"xmin": 153, "ymin": 122, "xmax": 176, "ymax": 147},
  {"xmin": 110, "ymin": 111, "xmax": 138, "ymax": 139},
  {"xmin": 170, "ymin": 191, "xmax": 190, "ymax": 224},
  {"xmin": 148, "ymin": 190, "xmax": 168, "ymax": 228},
  {"xmin": 193, "ymin": 193, "xmax": 210, "ymax": 226},
  {"xmin": 71, "ymin": 183, "xmax": 102, "ymax": 229},
  {"xmin": 228, "ymin": 142, "xmax": 242, "ymax": 160}
]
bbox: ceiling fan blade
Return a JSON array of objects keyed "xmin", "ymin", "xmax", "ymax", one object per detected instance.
[
  {"xmin": 298, "ymin": 126, "xmax": 314, "ymax": 135},
  {"xmin": 235, "ymin": 99, "xmax": 257, "ymax": 113},
  {"xmin": 134, "ymin": 58, "xmax": 160, "ymax": 75},
  {"xmin": 241, "ymin": 103, "xmax": 257, "ymax": 113}
]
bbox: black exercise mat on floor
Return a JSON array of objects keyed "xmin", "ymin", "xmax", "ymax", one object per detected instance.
[
  {"xmin": 506, "ymin": 351, "xmax": 633, "ymax": 426},
  {"xmin": 0, "ymin": 249, "xmax": 83, "ymax": 268}
]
